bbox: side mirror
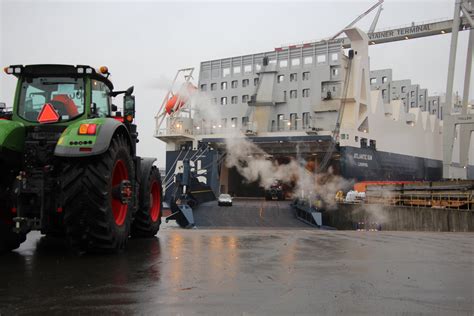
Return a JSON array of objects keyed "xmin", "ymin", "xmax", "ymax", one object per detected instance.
[
  {"xmin": 123, "ymin": 95, "xmax": 135, "ymax": 122},
  {"xmin": 90, "ymin": 102, "xmax": 98, "ymax": 117}
]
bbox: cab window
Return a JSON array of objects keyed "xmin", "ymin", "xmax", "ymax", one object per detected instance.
[
  {"xmin": 91, "ymin": 80, "xmax": 110, "ymax": 117},
  {"xmin": 18, "ymin": 77, "xmax": 85, "ymax": 122}
]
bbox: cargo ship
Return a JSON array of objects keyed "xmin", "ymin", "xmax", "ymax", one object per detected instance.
[{"xmin": 156, "ymin": 27, "xmax": 473, "ymax": 201}]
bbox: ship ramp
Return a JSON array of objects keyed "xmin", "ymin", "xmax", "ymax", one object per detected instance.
[{"xmin": 192, "ymin": 199, "xmax": 309, "ymax": 228}]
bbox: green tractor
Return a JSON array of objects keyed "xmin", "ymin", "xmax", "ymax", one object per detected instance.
[{"xmin": 0, "ymin": 64, "xmax": 163, "ymax": 253}]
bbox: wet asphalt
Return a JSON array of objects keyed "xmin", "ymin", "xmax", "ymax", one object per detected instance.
[{"xmin": 0, "ymin": 200, "xmax": 473, "ymax": 315}]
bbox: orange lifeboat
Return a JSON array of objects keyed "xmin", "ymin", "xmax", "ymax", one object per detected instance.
[
  {"xmin": 165, "ymin": 94, "xmax": 186, "ymax": 114},
  {"xmin": 165, "ymin": 83, "xmax": 197, "ymax": 115}
]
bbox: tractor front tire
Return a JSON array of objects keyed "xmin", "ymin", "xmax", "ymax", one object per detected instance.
[
  {"xmin": 62, "ymin": 135, "xmax": 134, "ymax": 253},
  {"xmin": 131, "ymin": 166, "xmax": 162, "ymax": 238}
]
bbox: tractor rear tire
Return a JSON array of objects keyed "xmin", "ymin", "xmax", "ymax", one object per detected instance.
[
  {"xmin": 131, "ymin": 166, "xmax": 162, "ymax": 238},
  {"xmin": 0, "ymin": 222, "xmax": 26, "ymax": 254},
  {"xmin": 0, "ymin": 192, "xmax": 26, "ymax": 253},
  {"xmin": 62, "ymin": 135, "xmax": 134, "ymax": 253}
]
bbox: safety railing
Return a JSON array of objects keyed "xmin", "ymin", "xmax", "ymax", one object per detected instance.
[{"xmin": 366, "ymin": 191, "xmax": 474, "ymax": 210}]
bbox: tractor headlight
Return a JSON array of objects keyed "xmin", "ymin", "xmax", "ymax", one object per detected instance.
[{"xmin": 3, "ymin": 67, "xmax": 13, "ymax": 74}]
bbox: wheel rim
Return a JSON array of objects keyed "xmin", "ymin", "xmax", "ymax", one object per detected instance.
[
  {"xmin": 112, "ymin": 159, "xmax": 129, "ymax": 226},
  {"xmin": 150, "ymin": 181, "xmax": 161, "ymax": 222}
]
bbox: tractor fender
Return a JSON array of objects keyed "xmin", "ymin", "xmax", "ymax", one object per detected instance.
[
  {"xmin": 0, "ymin": 120, "xmax": 25, "ymax": 153},
  {"xmin": 55, "ymin": 118, "xmax": 133, "ymax": 157}
]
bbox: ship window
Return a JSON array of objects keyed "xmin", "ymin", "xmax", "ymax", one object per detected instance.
[
  {"xmin": 290, "ymin": 90, "xmax": 297, "ymax": 99},
  {"xmin": 222, "ymin": 68, "xmax": 230, "ymax": 77},
  {"xmin": 280, "ymin": 60, "xmax": 288, "ymax": 68},
  {"xmin": 255, "ymin": 64, "xmax": 262, "ymax": 71},
  {"xmin": 283, "ymin": 91, "xmax": 287, "ymax": 101},
  {"xmin": 331, "ymin": 53, "xmax": 338, "ymax": 61},
  {"xmin": 290, "ymin": 113, "xmax": 297, "ymax": 130},
  {"xmin": 221, "ymin": 97, "xmax": 227, "ymax": 105},
  {"xmin": 411, "ymin": 101, "xmax": 415, "ymax": 108},
  {"xmin": 200, "ymin": 84, "xmax": 207, "ymax": 91},
  {"xmin": 332, "ymin": 86, "xmax": 336, "ymax": 92},
  {"xmin": 277, "ymin": 75, "xmax": 285, "ymax": 83},
  {"xmin": 401, "ymin": 86, "xmax": 407, "ymax": 93},
  {"xmin": 290, "ymin": 73, "xmax": 297, "ymax": 82},
  {"xmin": 317, "ymin": 55, "xmax": 326, "ymax": 63},
  {"xmin": 302, "ymin": 89, "xmax": 310, "ymax": 98},
  {"xmin": 277, "ymin": 114, "xmax": 284, "ymax": 131},
  {"xmin": 332, "ymin": 68, "xmax": 339, "ymax": 76},
  {"xmin": 271, "ymin": 120, "xmax": 276, "ymax": 132},
  {"xmin": 221, "ymin": 82, "xmax": 227, "ymax": 90},
  {"xmin": 304, "ymin": 56, "xmax": 313, "ymax": 64},
  {"xmin": 254, "ymin": 78, "xmax": 259, "ymax": 86},
  {"xmin": 302, "ymin": 112, "xmax": 309, "ymax": 128},
  {"xmin": 231, "ymin": 96, "xmax": 238, "ymax": 104},
  {"xmin": 269, "ymin": 59, "xmax": 277, "ymax": 64},
  {"xmin": 360, "ymin": 138, "xmax": 367, "ymax": 148},
  {"xmin": 302, "ymin": 72, "xmax": 310, "ymax": 80},
  {"xmin": 242, "ymin": 95, "xmax": 249, "ymax": 103},
  {"xmin": 242, "ymin": 79, "xmax": 249, "ymax": 87},
  {"xmin": 233, "ymin": 66, "xmax": 241, "ymax": 74},
  {"xmin": 242, "ymin": 116, "xmax": 249, "ymax": 128},
  {"xmin": 244, "ymin": 65, "xmax": 252, "ymax": 73},
  {"xmin": 291, "ymin": 58, "xmax": 300, "ymax": 67},
  {"xmin": 355, "ymin": 136, "xmax": 359, "ymax": 142},
  {"xmin": 369, "ymin": 139, "xmax": 376, "ymax": 149},
  {"xmin": 231, "ymin": 117, "xmax": 237, "ymax": 128},
  {"xmin": 382, "ymin": 76, "xmax": 388, "ymax": 83},
  {"xmin": 382, "ymin": 89, "xmax": 387, "ymax": 99},
  {"xmin": 411, "ymin": 91, "xmax": 415, "ymax": 97},
  {"xmin": 420, "ymin": 95, "xmax": 424, "ymax": 101},
  {"xmin": 370, "ymin": 78, "xmax": 377, "ymax": 84},
  {"xmin": 211, "ymin": 83, "xmax": 217, "ymax": 91},
  {"xmin": 231, "ymin": 80, "xmax": 238, "ymax": 88}
]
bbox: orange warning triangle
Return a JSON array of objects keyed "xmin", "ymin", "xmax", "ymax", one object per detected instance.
[{"xmin": 37, "ymin": 103, "xmax": 60, "ymax": 123}]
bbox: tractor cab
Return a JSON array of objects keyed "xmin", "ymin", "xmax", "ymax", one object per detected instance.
[{"xmin": 4, "ymin": 64, "xmax": 135, "ymax": 126}]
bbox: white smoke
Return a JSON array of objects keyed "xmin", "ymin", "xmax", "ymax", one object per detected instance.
[{"xmin": 224, "ymin": 135, "xmax": 352, "ymax": 208}]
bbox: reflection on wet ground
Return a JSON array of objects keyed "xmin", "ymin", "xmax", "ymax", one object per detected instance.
[{"xmin": 1, "ymin": 226, "xmax": 473, "ymax": 315}]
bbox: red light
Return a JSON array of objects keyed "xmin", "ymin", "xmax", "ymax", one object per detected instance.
[
  {"xmin": 79, "ymin": 147, "xmax": 93, "ymax": 152},
  {"xmin": 11, "ymin": 207, "xmax": 17, "ymax": 214},
  {"xmin": 87, "ymin": 124, "xmax": 97, "ymax": 134},
  {"xmin": 78, "ymin": 123, "xmax": 97, "ymax": 135},
  {"xmin": 57, "ymin": 207, "xmax": 63, "ymax": 213},
  {"xmin": 37, "ymin": 103, "xmax": 60, "ymax": 123}
]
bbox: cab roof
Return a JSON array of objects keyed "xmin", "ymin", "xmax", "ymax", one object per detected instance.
[{"xmin": 7, "ymin": 64, "xmax": 114, "ymax": 90}]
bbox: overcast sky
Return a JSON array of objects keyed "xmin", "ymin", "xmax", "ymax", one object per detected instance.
[{"xmin": 1, "ymin": 0, "xmax": 472, "ymax": 168}]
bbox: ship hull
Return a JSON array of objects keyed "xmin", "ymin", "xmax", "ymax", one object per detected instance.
[{"xmin": 340, "ymin": 146, "xmax": 443, "ymax": 181}]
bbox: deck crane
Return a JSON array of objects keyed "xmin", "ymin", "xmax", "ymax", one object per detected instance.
[{"xmin": 154, "ymin": 68, "xmax": 197, "ymax": 136}]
